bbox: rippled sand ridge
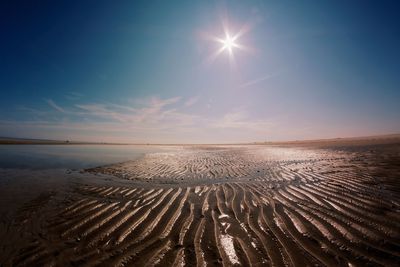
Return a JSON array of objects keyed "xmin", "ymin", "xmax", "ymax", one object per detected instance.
[{"xmin": 3, "ymin": 144, "xmax": 400, "ymax": 266}]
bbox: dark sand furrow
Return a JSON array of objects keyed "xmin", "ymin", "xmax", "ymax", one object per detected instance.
[
  {"xmin": 140, "ymin": 189, "xmax": 164, "ymax": 205},
  {"xmin": 260, "ymin": 203, "xmax": 309, "ymax": 267},
  {"xmin": 321, "ymin": 200, "xmax": 400, "ymax": 255},
  {"xmin": 62, "ymin": 202, "xmax": 119, "ymax": 237},
  {"xmin": 285, "ymin": 185, "xmax": 315, "ymax": 201},
  {"xmin": 153, "ymin": 201, "xmax": 194, "ymax": 266},
  {"xmin": 279, "ymin": 169, "xmax": 297, "ymax": 182},
  {"xmin": 178, "ymin": 202, "xmax": 195, "ymax": 245},
  {"xmin": 236, "ymin": 237, "xmax": 259, "ymax": 266},
  {"xmin": 282, "ymin": 186, "xmax": 335, "ymax": 211},
  {"xmin": 245, "ymin": 199, "xmax": 285, "ymax": 267},
  {"xmin": 114, "ymin": 189, "xmax": 174, "ymax": 245},
  {"xmin": 80, "ymin": 185, "xmax": 103, "ymax": 194},
  {"xmin": 84, "ymin": 205, "xmax": 142, "ymax": 247},
  {"xmin": 65, "ymin": 209, "xmax": 125, "ymax": 246},
  {"xmin": 201, "ymin": 185, "xmax": 212, "ymax": 215},
  {"xmin": 144, "ymin": 240, "xmax": 171, "ymax": 266},
  {"xmin": 215, "ymin": 185, "xmax": 230, "ymax": 218},
  {"xmin": 104, "ymin": 187, "xmax": 121, "ymax": 196},
  {"xmin": 300, "ymin": 184, "xmax": 400, "ymax": 232},
  {"xmin": 79, "ymin": 201, "xmax": 132, "ymax": 239},
  {"xmin": 241, "ymin": 210, "xmax": 271, "ymax": 265},
  {"xmin": 282, "ymin": 186, "xmax": 400, "ymax": 245},
  {"xmin": 96, "ymin": 189, "xmax": 183, "ymax": 265},
  {"xmin": 238, "ymin": 188, "xmax": 277, "ymax": 264},
  {"xmin": 49, "ymin": 201, "xmax": 106, "ymax": 230},
  {"xmin": 300, "ymin": 183, "xmax": 384, "ymax": 217},
  {"xmin": 84, "ymin": 185, "xmax": 107, "ymax": 194},
  {"xmin": 15, "ymin": 253, "xmax": 56, "ymax": 267},
  {"xmin": 289, "ymin": 170, "xmax": 319, "ymax": 183},
  {"xmin": 131, "ymin": 239, "xmax": 172, "ymax": 267},
  {"xmin": 273, "ymin": 201, "xmax": 340, "ymax": 266},
  {"xmin": 159, "ymin": 187, "xmax": 189, "ymax": 238},
  {"xmin": 181, "ymin": 209, "xmax": 203, "ymax": 267},
  {"xmin": 140, "ymin": 189, "xmax": 156, "ymax": 198},
  {"xmin": 118, "ymin": 188, "xmax": 130, "ymax": 195},
  {"xmin": 130, "ymin": 188, "xmax": 146, "ymax": 197},
  {"xmin": 322, "ymin": 199, "xmax": 400, "ymax": 244},
  {"xmin": 257, "ymin": 205, "xmax": 292, "ymax": 267},
  {"xmin": 11, "ymin": 242, "xmax": 42, "ymax": 264},
  {"xmin": 280, "ymin": 201, "xmax": 365, "ymax": 266},
  {"xmin": 309, "ymin": 182, "xmax": 391, "ymax": 211},
  {"xmin": 299, "ymin": 203, "xmax": 398, "ymax": 266},
  {"xmin": 320, "ymin": 181, "xmax": 393, "ymax": 207},
  {"xmin": 200, "ymin": 189, "xmax": 224, "ymax": 265},
  {"xmin": 277, "ymin": 192, "xmax": 378, "ymax": 266},
  {"xmin": 106, "ymin": 188, "xmax": 184, "ymax": 266},
  {"xmin": 301, "ymin": 201, "xmax": 400, "ymax": 260},
  {"xmin": 194, "ymin": 218, "xmax": 206, "ymax": 267},
  {"xmin": 61, "ymin": 198, "xmax": 93, "ymax": 213},
  {"xmin": 123, "ymin": 188, "xmax": 137, "ymax": 197},
  {"xmin": 221, "ymin": 184, "xmax": 231, "ymax": 209},
  {"xmin": 60, "ymin": 199, "xmax": 99, "ymax": 217},
  {"xmin": 13, "ymin": 246, "xmax": 50, "ymax": 267},
  {"xmin": 97, "ymin": 187, "xmax": 116, "ymax": 196},
  {"xmin": 170, "ymin": 247, "xmax": 184, "ymax": 267},
  {"xmin": 105, "ymin": 236, "xmax": 169, "ymax": 266},
  {"xmin": 235, "ymin": 183, "xmax": 251, "ymax": 215},
  {"xmin": 211, "ymin": 209, "xmax": 235, "ymax": 266},
  {"xmin": 133, "ymin": 188, "xmax": 182, "ymax": 241},
  {"xmin": 326, "ymin": 172, "xmax": 389, "ymax": 195},
  {"xmin": 225, "ymin": 183, "xmax": 241, "ymax": 221}
]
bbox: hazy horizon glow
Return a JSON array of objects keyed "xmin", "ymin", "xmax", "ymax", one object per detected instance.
[{"xmin": 1, "ymin": 1, "xmax": 399, "ymax": 143}]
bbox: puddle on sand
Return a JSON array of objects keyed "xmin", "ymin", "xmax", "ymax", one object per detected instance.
[{"xmin": 220, "ymin": 234, "xmax": 239, "ymax": 265}]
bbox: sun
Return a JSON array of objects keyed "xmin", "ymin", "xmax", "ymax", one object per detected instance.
[
  {"xmin": 221, "ymin": 33, "xmax": 238, "ymax": 54},
  {"xmin": 201, "ymin": 20, "xmax": 252, "ymax": 65}
]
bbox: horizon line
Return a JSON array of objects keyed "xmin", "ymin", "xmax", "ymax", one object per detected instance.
[{"xmin": 1, "ymin": 133, "xmax": 400, "ymax": 146}]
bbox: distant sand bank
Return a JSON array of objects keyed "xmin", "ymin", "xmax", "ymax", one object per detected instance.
[{"xmin": 1, "ymin": 133, "xmax": 399, "ymax": 146}]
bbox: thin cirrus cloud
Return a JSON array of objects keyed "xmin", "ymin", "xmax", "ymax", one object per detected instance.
[
  {"xmin": 4, "ymin": 95, "xmax": 391, "ymax": 143},
  {"xmin": 65, "ymin": 92, "xmax": 84, "ymax": 100},
  {"xmin": 239, "ymin": 71, "xmax": 283, "ymax": 89},
  {"xmin": 46, "ymin": 99, "xmax": 66, "ymax": 113},
  {"xmin": 212, "ymin": 110, "xmax": 275, "ymax": 131},
  {"xmin": 184, "ymin": 96, "xmax": 199, "ymax": 107},
  {"xmin": 5, "ymin": 96, "xmax": 278, "ymax": 143}
]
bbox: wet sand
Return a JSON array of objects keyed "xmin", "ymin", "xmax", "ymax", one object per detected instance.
[{"xmin": 0, "ymin": 140, "xmax": 399, "ymax": 266}]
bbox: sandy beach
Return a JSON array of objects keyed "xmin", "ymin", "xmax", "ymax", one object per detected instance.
[
  {"xmin": 2, "ymin": 0, "xmax": 400, "ymax": 265},
  {"xmin": 0, "ymin": 138, "xmax": 399, "ymax": 266}
]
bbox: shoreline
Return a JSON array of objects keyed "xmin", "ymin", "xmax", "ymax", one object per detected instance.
[{"xmin": 1, "ymin": 133, "xmax": 399, "ymax": 146}]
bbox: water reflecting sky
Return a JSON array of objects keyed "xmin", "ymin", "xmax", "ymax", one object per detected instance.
[{"xmin": 0, "ymin": 145, "xmax": 169, "ymax": 170}]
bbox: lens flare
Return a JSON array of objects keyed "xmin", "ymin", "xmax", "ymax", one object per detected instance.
[
  {"xmin": 221, "ymin": 33, "xmax": 238, "ymax": 54},
  {"xmin": 201, "ymin": 20, "xmax": 252, "ymax": 66}
]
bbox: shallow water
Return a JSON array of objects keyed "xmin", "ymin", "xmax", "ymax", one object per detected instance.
[{"xmin": 0, "ymin": 145, "xmax": 168, "ymax": 170}]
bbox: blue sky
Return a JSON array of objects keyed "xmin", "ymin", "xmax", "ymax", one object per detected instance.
[{"xmin": 1, "ymin": 0, "xmax": 399, "ymax": 143}]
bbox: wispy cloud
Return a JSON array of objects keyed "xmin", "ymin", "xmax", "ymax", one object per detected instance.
[
  {"xmin": 211, "ymin": 109, "xmax": 274, "ymax": 131},
  {"xmin": 65, "ymin": 92, "xmax": 84, "ymax": 100},
  {"xmin": 239, "ymin": 71, "xmax": 282, "ymax": 89},
  {"xmin": 4, "ymin": 96, "xmax": 282, "ymax": 143},
  {"xmin": 184, "ymin": 96, "xmax": 199, "ymax": 107},
  {"xmin": 46, "ymin": 99, "xmax": 65, "ymax": 113},
  {"xmin": 76, "ymin": 104, "xmax": 128, "ymax": 122}
]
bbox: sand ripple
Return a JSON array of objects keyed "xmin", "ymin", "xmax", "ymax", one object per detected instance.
[{"xmin": 5, "ymin": 145, "xmax": 400, "ymax": 266}]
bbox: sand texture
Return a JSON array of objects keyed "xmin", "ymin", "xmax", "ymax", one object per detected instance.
[{"xmin": 1, "ymin": 142, "xmax": 400, "ymax": 266}]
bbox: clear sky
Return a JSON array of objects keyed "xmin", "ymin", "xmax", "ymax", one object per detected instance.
[{"xmin": 1, "ymin": 0, "xmax": 399, "ymax": 143}]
